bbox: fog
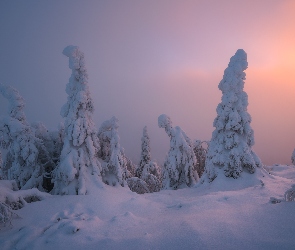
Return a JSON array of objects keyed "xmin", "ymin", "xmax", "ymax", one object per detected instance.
[{"xmin": 0, "ymin": 0, "xmax": 294, "ymax": 165}]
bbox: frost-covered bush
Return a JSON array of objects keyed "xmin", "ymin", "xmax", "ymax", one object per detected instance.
[
  {"xmin": 141, "ymin": 161, "xmax": 162, "ymax": 192},
  {"xmin": 193, "ymin": 140, "xmax": 209, "ymax": 177},
  {"xmin": 203, "ymin": 50, "xmax": 262, "ymax": 183},
  {"xmin": 291, "ymin": 149, "xmax": 295, "ymax": 165},
  {"xmin": 0, "ymin": 180, "xmax": 49, "ymax": 227},
  {"xmin": 136, "ymin": 126, "xmax": 151, "ymax": 178},
  {"xmin": 0, "ymin": 84, "xmax": 47, "ymax": 190},
  {"xmin": 127, "ymin": 177, "xmax": 150, "ymax": 194},
  {"xmin": 52, "ymin": 46, "xmax": 102, "ymax": 195},
  {"xmin": 158, "ymin": 114, "xmax": 198, "ymax": 189},
  {"xmin": 98, "ymin": 116, "xmax": 130, "ymax": 186},
  {"xmin": 285, "ymin": 184, "xmax": 295, "ymax": 201},
  {"xmin": 0, "ymin": 202, "xmax": 14, "ymax": 227}
]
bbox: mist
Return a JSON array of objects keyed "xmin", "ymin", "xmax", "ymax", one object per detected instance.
[{"xmin": 0, "ymin": 0, "xmax": 294, "ymax": 165}]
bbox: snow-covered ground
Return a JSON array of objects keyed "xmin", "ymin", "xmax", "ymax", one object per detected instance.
[{"xmin": 1, "ymin": 165, "xmax": 295, "ymax": 250}]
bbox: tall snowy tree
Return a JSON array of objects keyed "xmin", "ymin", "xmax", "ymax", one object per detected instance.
[
  {"xmin": 291, "ymin": 149, "xmax": 295, "ymax": 165},
  {"xmin": 0, "ymin": 84, "xmax": 46, "ymax": 190},
  {"xmin": 136, "ymin": 126, "xmax": 151, "ymax": 178},
  {"xmin": 203, "ymin": 49, "xmax": 262, "ymax": 183},
  {"xmin": 52, "ymin": 46, "xmax": 102, "ymax": 195},
  {"xmin": 98, "ymin": 116, "xmax": 129, "ymax": 186},
  {"xmin": 158, "ymin": 114, "xmax": 198, "ymax": 189}
]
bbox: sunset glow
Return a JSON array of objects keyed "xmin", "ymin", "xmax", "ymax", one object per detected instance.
[{"xmin": 0, "ymin": 0, "xmax": 294, "ymax": 165}]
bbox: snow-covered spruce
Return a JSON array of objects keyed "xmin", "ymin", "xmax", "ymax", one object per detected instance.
[
  {"xmin": 141, "ymin": 161, "xmax": 162, "ymax": 192},
  {"xmin": 136, "ymin": 126, "xmax": 151, "ymax": 178},
  {"xmin": 158, "ymin": 114, "xmax": 198, "ymax": 189},
  {"xmin": 0, "ymin": 84, "xmax": 50, "ymax": 190},
  {"xmin": 128, "ymin": 126, "xmax": 161, "ymax": 194},
  {"xmin": 52, "ymin": 46, "xmax": 102, "ymax": 195},
  {"xmin": 291, "ymin": 149, "xmax": 295, "ymax": 165},
  {"xmin": 193, "ymin": 140, "xmax": 209, "ymax": 178},
  {"xmin": 31, "ymin": 122, "xmax": 64, "ymax": 191},
  {"xmin": 202, "ymin": 49, "xmax": 262, "ymax": 183},
  {"xmin": 98, "ymin": 116, "xmax": 130, "ymax": 186}
]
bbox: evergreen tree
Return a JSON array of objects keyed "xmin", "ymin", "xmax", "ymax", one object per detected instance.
[
  {"xmin": 52, "ymin": 46, "xmax": 102, "ymax": 195},
  {"xmin": 158, "ymin": 114, "xmax": 198, "ymax": 189},
  {"xmin": 0, "ymin": 84, "xmax": 45, "ymax": 190},
  {"xmin": 193, "ymin": 140, "xmax": 209, "ymax": 178},
  {"xmin": 136, "ymin": 126, "xmax": 151, "ymax": 178},
  {"xmin": 292, "ymin": 149, "xmax": 295, "ymax": 165},
  {"xmin": 98, "ymin": 116, "xmax": 129, "ymax": 186},
  {"xmin": 203, "ymin": 49, "xmax": 262, "ymax": 183}
]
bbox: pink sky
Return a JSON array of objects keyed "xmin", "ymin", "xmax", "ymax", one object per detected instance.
[{"xmin": 0, "ymin": 0, "xmax": 294, "ymax": 165}]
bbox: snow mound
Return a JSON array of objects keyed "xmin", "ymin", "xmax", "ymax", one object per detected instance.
[{"xmin": 1, "ymin": 166, "xmax": 295, "ymax": 249}]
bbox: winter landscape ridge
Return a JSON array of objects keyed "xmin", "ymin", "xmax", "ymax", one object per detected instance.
[{"xmin": 0, "ymin": 46, "xmax": 295, "ymax": 249}]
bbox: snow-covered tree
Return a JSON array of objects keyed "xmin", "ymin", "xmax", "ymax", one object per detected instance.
[
  {"xmin": 291, "ymin": 149, "xmax": 295, "ymax": 165},
  {"xmin": 141, "ymin": 161, "xmax": 162, "ymax": 192},
  {"xmin": 98, "ymin": 116, "xmax": 129, "ymax": 186},
  {"xmin": 136, "ymin": 126, "xmax": 151, "ymax": 178},
  {"xmin": 52, "ymin": 46, "xmax": 102, "ymax": 195},
  {"xmin": 31, "ymin": 121, "xmax": 64, "ymax": 191},
  {"xmin": 0, "ymin": 84, "xmax": 46, "ymax": 190},
  {"xmin": 128, "ymin": 126, "xmax": 162, "ymax": 194},
  {"xmin": 202, "ymin": 49, "xmax": 262, "ymax": 183},
  {"xmin": 193, "ymin": 140, "xmax": 209, "ymax": 177},
  {"xmin": 158, "ymin": 114, "xmax": 198, "ymax": 189}
]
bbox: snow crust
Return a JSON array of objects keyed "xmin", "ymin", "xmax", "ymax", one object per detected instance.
[{"xmin": 1, "ymin": 166, "xmax": 295, "ymax": 249}]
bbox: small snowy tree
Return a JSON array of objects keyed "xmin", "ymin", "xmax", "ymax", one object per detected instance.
[
  {"xmin": 31, "ymin": 121, "xmax": 64, "ymax": 192},
  {"xmin": 0, "ymin": 84, "xmax": 46, "ymax": 190},
  {"xmin": 52, "ymin": 46, "xmax": 102, "ymax": 195},
  {"xmin": 291, "ymin": 149, "xmax": 295, "ymax": 165},
  {"xmin": 98, "ymin": 116, "xmax": 129, "ymax": 186},
  {"xmin": 128, "ymin": 126, "xmax": 162, "ymax": 194},
  {"xmin": 158, "ymin": 114, "xmax": 198, "ymax": 189},
  {"xmin": 193, "ymin": 140, "xmax": 209, "ymax": 177},
  {"xmin": 203, "ymin": 49, "xmax": 262, "ymax": 183},
  {"xmin": 136, "ymin": 126, "xmax": 151, "ymax": 178},
  {"xmin": 141, "ymin": 161, "xmax": 162, "ymax": 192}
]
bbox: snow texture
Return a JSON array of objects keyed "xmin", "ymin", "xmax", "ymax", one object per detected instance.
[
  {"xmin": 203, "ymin": 49, "xmax": 262, "ymax": 183},
  {"xmin": 158, "ymin": 114, "xmax": 198, "ymax": 189},
  {"xmin": 52, "ymin": 46, "xmax": 102, "ymax": 195},
  {"xmin": 98, "ymin": 116, "xmax": 129, "ymax": 186},
  {"xmin": 0, "ymin": 84, "xmax": 46, "ymax": 190},
  {"xmin": 285, "ymin": 184, "xmax": 295, "ymax": 201},
  {"xmin": 1, "ymin": 166, "xmax": 295, "ymax": 249},
  {"xmin": 0, "ymin": 180, "xmax": 50, "ymax": 227}
]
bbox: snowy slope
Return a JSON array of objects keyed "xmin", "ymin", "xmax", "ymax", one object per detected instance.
[{"xmin": 1, "ymin": 165, "xmax": 295, "ymax": 250}]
